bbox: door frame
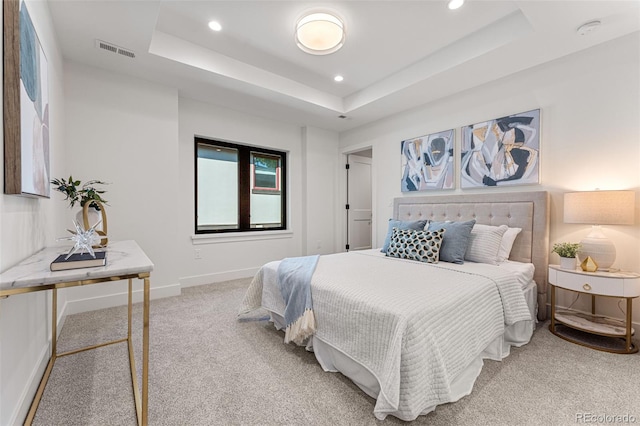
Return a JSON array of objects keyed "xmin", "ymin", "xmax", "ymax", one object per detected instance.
[{"xmin": 340, "ymin": 145, "xmax": 375, "ymax": 252}]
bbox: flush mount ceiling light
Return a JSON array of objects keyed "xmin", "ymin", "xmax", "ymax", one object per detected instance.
[
  {"xmin": 208, "ymin": 21, "xmax": 222, "ymax": 32},
  {"xmin": 295, "ymin": 12, "xmax": 345, "ymax": 55},
  {"xmin": 577, "ymin": 20, "xmax": 601, "ymax": 36},
  {"xmin": 447, "ymin": 0, "xmax": 465, "ymax": 10}
]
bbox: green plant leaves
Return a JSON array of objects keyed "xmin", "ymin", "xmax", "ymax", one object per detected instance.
[
  {"xmin": 551, "ymin": 242, "xmax": 581, "ymax": 258},
  {"xmin": 50, "ymin": 176, "xmax": 108, "ymax": 209}
]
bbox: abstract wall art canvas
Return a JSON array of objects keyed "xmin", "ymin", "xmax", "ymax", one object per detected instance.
[
  {"xmin": 460, "ymin": 109, "xmax": 539, "ymax": 188},
  {"xmin": 401, "ymin": 129, "xmax": 454, "ymax": 192},
  {"xmin": 3, "ymin": 0, "xmax": 50, "ymax": 197}
]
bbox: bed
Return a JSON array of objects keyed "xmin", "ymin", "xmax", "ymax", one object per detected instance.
[{"xmin": 239, "ymin": 191, "xmax": 549, "ymax": 421}]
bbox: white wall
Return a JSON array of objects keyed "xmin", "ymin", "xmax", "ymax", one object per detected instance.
[
  {"xmin": 0, "ymin": 1, "xmax": 66, "ymax": 424},
  {"xmin": 340, "ymin": 32, "xmax": 640, "ymax": 324},
  {"xmin": 61, "ymin": 62, "xmax": 181, "ymax": 310},
  {"xmin": 177, "ymin": 98, "xmax": 304, "ymax": 285},
  {"xmin": 177, "ymin": 102, "xmax": 342, "ymax": 285},
  {"xmin": 47, "ymin": 66, "xmax": 343, "ymax": 297},
  {"xmin": 302, "ymin": 126, "xmax": 341, "ymax": 255}
]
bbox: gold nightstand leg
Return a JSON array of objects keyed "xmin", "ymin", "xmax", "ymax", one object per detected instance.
[
  {"xmin": 626, "ymin": 298, "xmax": 632, "ymax": 353},
  {"xmin": 550, "ymin": 284, "xmax": 556, "ymax": 332}
]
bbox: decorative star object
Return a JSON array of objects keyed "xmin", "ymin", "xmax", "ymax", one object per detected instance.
[{"xmin": 57, "ymin": 219, "xmax": 105, "ymax": 259}]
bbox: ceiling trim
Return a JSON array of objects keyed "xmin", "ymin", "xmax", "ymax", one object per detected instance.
[{"xmin": 149, "ymin": 30, "xmax": 345, "ymax": 113}]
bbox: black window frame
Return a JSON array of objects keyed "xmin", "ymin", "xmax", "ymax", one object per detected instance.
[{"xmin": 195, "ymin": 137, "xmax": 287, "ymax": 234}]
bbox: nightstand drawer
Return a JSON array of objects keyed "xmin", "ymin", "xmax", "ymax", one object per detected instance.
[{"xmin": 550, "ymin": 269, "xmax": 640, "ymax": 297}]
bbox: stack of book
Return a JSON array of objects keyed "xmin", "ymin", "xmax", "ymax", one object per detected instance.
[{"xmin": 50, "ymin": 251, "xmax": 107, "ymax": 271}]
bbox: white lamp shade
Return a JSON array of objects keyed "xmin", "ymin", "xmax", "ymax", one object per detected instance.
[
  {"xmin": 296, "ymin": 12, "xmax": 345, "ymax": 55},
  {"xmin": 563, "ymin": 190, "xmax": 635, "ymax": 225},
  {"xmin": 564, "ymin": 190, "xmax": 635, "ymax": 270}
]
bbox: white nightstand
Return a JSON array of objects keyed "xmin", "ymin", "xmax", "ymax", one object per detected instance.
[{"xmin": 548, "ymin": 265, "xmax": 640, "ymax": 354}]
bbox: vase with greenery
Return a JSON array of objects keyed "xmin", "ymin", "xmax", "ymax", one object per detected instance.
[
  {"xmin": 51, "ymin": 176, "xmax": 109, "ymax": 245},
  {"xmin": 51, "ymin": 176, "xmax": 108, "ymax": 210},
  {"xmin": 552, "ymin": 242, "xmax": 581, "ymax": 269}
]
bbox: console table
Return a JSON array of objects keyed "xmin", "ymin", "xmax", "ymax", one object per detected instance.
[{"xmin": 0, "ymin": 240, "xmax": 153, "ymax": 425}]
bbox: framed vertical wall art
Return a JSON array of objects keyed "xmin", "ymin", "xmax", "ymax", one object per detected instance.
[
  {"xmin": 401, "ymin": 129, "xmax": 454, "ymax": 192},
  {"xmin": 460, "ymin": 109, "xmax": 540, "ymax": 188},
  {"xmin": 3, "ymin": 0, "xmax": 50, "ymax": 197}
]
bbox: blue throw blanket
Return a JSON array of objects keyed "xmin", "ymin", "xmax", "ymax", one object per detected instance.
[{"xmin": 277, "ymin": 255, "xmax": 319, "ymax": 344}]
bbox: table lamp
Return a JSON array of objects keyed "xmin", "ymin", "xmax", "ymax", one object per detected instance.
[{"xmin": 563, "ymin": 190, "xmax": 635, "ymax": 271}]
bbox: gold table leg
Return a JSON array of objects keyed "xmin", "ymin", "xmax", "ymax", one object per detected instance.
[
  {"xmin": 23, "ymin": 275, "xmax": 151, "ymax": 425},
  {"xmin": 128, "ymin": 278, "xmax": 142, "ymax": 426},
  {"xmin": 143, "ymin": 276, "xmax": 150, "ymax": 426},
  {"xmin": 128, "ymin": 276, "xmax": 150, "ymax": 426}
]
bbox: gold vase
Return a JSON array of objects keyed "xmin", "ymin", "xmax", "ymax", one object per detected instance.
[{"xmin": 82, "ymin": 201, "xmax": 108, "ymax": 247}]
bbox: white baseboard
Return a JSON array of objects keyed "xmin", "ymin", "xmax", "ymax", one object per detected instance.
[
  {"xmin": 11, "ymin": 343, "xmax": 49, "ymax": 426},
  {"xmin": 180, "ymin": 267, "xmax": 258, "ymax": 288},
  {"xmin": 64, "ymin": 283, "xmax": 181, "ymax": 315},
  {"xmin": 12, "ymin": 303, "xmax": 68, "ymax": 426},
  {"xmin": 62, "ymin": 269, "xmax": 257, "ymax": 316}
]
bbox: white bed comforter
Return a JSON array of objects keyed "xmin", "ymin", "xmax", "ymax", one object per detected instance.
[{"xmin": 239, "ymin": 250, "xmax": 532, "ymax": 421}]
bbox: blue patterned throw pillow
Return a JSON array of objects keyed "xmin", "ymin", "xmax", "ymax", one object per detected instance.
[
  {"xmin": 386, "ymin": 227, "xmax": 445, "ymax": 263},
  {"xmin": 380, "ymin": 219, "xmax": 428, "ymax": 253}
]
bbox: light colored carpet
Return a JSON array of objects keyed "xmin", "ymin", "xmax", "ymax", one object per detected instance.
[{"xmin": 32, "ymin": 278, "xmax": 640, "ymax": 425}]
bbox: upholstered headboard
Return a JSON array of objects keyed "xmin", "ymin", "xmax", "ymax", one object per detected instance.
[{"xmin": 393, "ymin": 191, "xmax": 550, "ymax": 320}]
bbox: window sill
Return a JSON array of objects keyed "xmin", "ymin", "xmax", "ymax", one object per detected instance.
[{"xmin": 192, "ymin": 230, "xmax": 293, "ymax": 245}]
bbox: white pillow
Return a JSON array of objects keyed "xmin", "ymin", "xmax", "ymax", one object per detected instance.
[
  {"xmin": 497, "ymin": 227, "xmax": 522, "ymax": 263},
  {"xmin": 465, "ymin": 224, "xmax": 508, "ymax": 265}
]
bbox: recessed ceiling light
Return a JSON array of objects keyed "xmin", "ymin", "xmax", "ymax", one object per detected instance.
[
  {"xmin": 295, "ymin": 12, "xmax": 345, "ymax": 55},
  {"xmin": 447, "ymin": 0, "xmax": 464, "ymax": 10},
  {"xmin": 208, "ymin": 21, "xmax": 222, "ymax": 32},
  {"xmin": 334, "ymin": 75, "xmax": 344, "ymax": 82}
]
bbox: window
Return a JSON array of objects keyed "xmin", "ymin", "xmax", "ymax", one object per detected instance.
[
  {"xmin": 252, "ymin": 154, "xmax": 281, "ymax": 194},
  {"xmin": 195, "ymin": 137, "xmax": 286, "ymax": 233}
]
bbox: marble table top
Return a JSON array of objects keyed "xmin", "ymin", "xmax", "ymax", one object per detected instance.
[
  {"xmin": 0, "ymin": 240, "xmax": 154, "ymax": 295},
  {"xmin": 549, "ymin": 264, "xmax": 640, "ymax": 279}
]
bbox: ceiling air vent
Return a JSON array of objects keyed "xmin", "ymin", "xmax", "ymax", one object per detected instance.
[{"xmin": 95, "ymin": 39, "xmax": 136, "ymax": 59}]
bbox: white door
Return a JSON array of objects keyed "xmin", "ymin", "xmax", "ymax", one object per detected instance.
[{"xmin": 347, "ymin": 154, "xmax": 372, "ymax": 251}]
